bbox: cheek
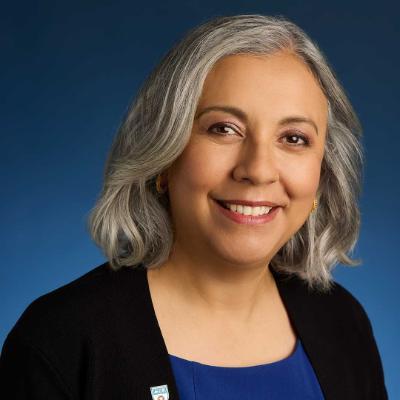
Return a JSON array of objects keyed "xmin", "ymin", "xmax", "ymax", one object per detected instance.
[
  {"xmin": 280, "ymin": 156, "xmax": 322, "ymax": 200},
  {"xmin": 169, "ymin": 141, "xmax": 229, "ymax": 199}
]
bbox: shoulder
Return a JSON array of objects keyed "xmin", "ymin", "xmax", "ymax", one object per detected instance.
[
  {"xmin": 272, "ymin": 268, "xmax": 376, "ymax": 337},
  {"xmin": 274, "ymin": 269, "xmax": 383, "ymax": 360},
  {"xmin": 330, "ymin": 280, "xmax": 372, "ymax": 324},
  {"xmin": 1, "ymin": 263, "xmax": 163, "ymax": 399},
  {"xmin": 273, "ymin": 270, "xmax": 387, "ymax": 397},
  {"xmin": 318, "ymin": 279, "xmax": 374, "ymax": 334},
  {"xmin": 5, "ymin": 262, "xmax": 150, "ymax": 351}
]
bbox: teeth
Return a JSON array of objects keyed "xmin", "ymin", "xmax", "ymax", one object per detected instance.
[{"xmin": 226, "ymin": 203, "xmax": 272, "ymax": 216}]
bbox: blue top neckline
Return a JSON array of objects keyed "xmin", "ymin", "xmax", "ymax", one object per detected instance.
[{"xmin": 168, "ymin": 338, "xmax": 301, "ymax": 370}]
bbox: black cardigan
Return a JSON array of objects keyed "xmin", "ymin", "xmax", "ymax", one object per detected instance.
[{"xmin": 0, "ymin": 262, "xmax": 388, "ymax": 399}]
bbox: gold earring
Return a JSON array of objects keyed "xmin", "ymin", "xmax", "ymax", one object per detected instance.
[
  {"xmin": 311, "ymin": 198, "xmax": 318, "ymax": 213},
  {"xmin": 156, "ymin": 174, "xmax": 167, "ymax": 194}
]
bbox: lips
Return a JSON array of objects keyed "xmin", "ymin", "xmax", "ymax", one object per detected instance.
[
  {"xmin": 213, "ymin": 198, "xmax": 280, "ymax": 224},
  {"xmin": 214, "ymin": 199, "xmax": 278, "ymax": 214},
  {"xmin": 214, "ymin": 199, "xmax": 280, "ymax": 208}
]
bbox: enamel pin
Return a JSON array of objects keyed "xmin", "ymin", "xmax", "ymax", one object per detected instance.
[{"xmin": 150, "ymin": 384, "xmax": 170, "ymax": 400}]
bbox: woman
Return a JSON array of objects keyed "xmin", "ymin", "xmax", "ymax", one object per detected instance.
[{"xmin": 0, "ymin": 14, "xmax": 387, "ymax": 399}]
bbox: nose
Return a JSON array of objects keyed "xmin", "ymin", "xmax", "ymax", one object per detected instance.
[{"xmin": 232, "ymin": 139, "xmax": 280, "ymax": 185}]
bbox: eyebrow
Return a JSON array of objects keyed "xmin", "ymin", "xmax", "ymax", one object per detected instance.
[{"xmin": 195, "ymin": 105, "xmax": 319, "ymax": 135}]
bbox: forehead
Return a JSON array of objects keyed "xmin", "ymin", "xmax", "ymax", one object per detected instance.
[{"xmin": 197, "ymin": 52, "xmax": 328, "ymax": 128}]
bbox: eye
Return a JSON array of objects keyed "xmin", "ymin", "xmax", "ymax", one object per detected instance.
[
  {"xmin": 207, "ymin": 123, "xmax": 239, "ymax": 136},
  {"xmin": 282, "ymin": 132, "xmax": 311, "ymax": 147}
]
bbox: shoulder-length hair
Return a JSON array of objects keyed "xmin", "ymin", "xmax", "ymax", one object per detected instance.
[{"xmin": 87, "ymin": 14, "xmax": 363, "ymax": 293}]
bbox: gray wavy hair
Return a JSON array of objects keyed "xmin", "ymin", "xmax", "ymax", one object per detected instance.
[{"xmin": 87, "ymin": 14, "xmax": 363, "ymax": 293}]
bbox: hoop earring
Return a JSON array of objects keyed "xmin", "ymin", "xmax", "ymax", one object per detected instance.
[
  {"xmin": 156, "ymin": 174, "xmax": 167, "ymax": 194},
  {"xmin": 311, "ymin": 198, "xmax": 318, "ymax": 213}
]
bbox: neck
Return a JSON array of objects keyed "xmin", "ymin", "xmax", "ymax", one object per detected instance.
[{"xmin": 150, "ymin": 243, "xmax": 277, "ymax": 323}]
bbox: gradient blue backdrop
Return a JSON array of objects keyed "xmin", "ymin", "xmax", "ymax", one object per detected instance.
[{"xmin": 1, "ymin": 0, "xmax": 398, "ymax": 397}]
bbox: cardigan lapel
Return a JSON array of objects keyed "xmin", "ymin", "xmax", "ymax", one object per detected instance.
[
  {"xmin": 135, "ymin": 265, "xmax": 182, "ymax": 400},
  {"xmin": 271, "ymin": 268, "xmax": 353, "ymax": 400}
]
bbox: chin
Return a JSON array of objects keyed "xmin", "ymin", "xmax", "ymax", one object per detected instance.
[{"xmin": 214, "ymin": 245, "xmax": 273, "ymax": 267}]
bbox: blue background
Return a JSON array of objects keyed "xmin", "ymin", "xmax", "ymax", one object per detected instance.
[{"xmin": 1, "ymin": 0, "xmax": 398, "ymax": 397}]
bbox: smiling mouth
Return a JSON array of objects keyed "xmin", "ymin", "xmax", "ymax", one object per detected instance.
[
  {"xmin": 211, "ymin": 198, "xmax": 281, "ymax": 225},
  {"xmin": 214, "ymin": 199, "xmax": 277, "ymax": 216}
]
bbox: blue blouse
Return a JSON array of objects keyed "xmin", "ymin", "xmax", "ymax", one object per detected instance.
[{"xmin": 168, "ymin": 339, "xmax": 325, "ymax": 399}]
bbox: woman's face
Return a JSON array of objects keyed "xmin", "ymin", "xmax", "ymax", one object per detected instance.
[{"xmin": 166, "ymin": 51, "xmax": 328, "ymax": 269}]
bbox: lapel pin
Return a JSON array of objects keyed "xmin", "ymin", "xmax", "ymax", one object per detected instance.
[{"xmin": 150, "ymin": 384, "xmax": 170, "ymax": 400}]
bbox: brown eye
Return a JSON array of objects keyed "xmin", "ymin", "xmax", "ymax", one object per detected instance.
[
  {"xmin": 283, "ymin": 132, "xmax": 310, "ymax": 146},
  {"xmin": 208, "ymin": 123, "xmax": 239, "ymax": 136}
]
